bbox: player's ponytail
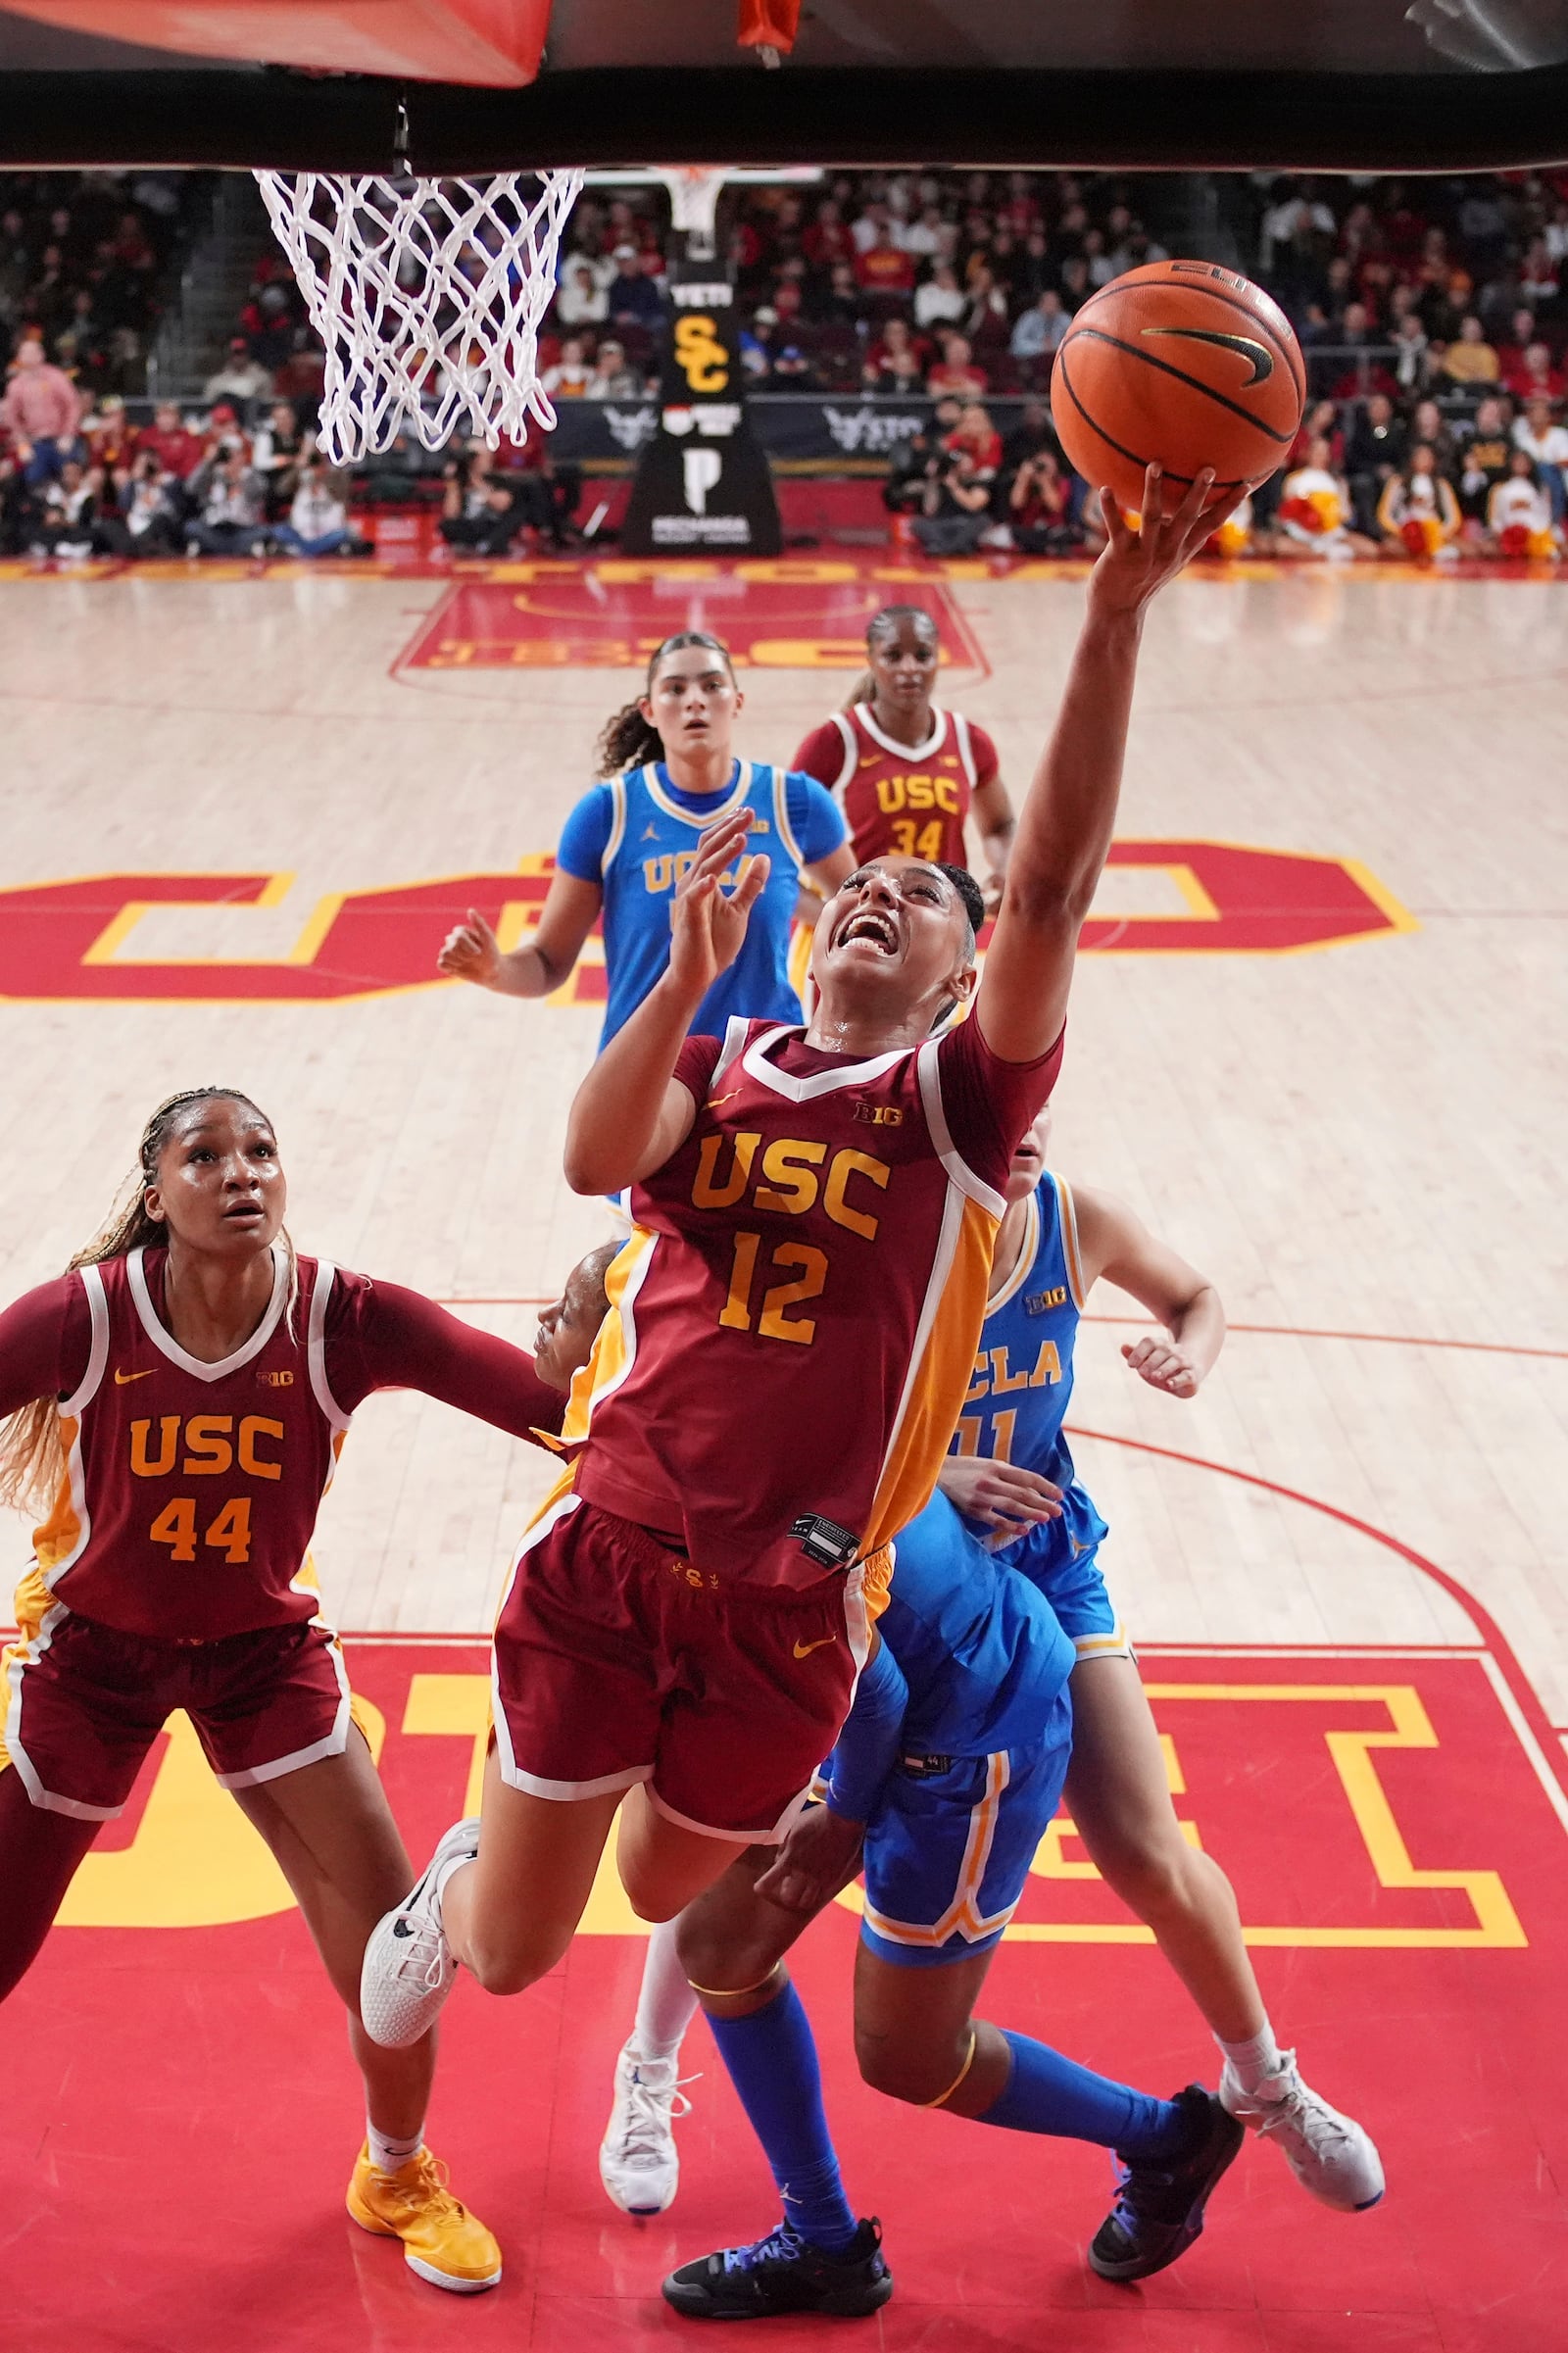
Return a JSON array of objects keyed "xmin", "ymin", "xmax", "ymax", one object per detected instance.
[
  {"xmin": 593, "ymin": 631, "xmax": 737, "ymax": 775},
  {"xmin": 0, "ymin": 1088, "xmax": 299, "ymax": 1513},
  {"xmin": 847, "ymin": 604, "xmax": 940, "ymax": 714}
]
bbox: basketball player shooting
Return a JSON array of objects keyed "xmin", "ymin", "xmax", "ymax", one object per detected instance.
[{"xmin": 360, "ymin": 465, "xmax": 1242, "ymax": 2053}]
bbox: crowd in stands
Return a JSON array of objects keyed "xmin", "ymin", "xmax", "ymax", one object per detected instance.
[{"xmin": 7, "ymin": 165, "xmax": 1568, "ymax": 563}]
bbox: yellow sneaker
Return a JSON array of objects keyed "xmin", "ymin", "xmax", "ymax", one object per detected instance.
[{"xmin": 346, "ymin": 2143, "xmax": 502, "ymax": 2293}]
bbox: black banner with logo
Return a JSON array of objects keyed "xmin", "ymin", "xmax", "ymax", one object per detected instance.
[
  {"xmin": 618, "ymin": 255, "xmax": 783, "ymax": 556},
  {"xmin": 544, "ymin": 395, "xmax": 1038, "ymax": 471}
]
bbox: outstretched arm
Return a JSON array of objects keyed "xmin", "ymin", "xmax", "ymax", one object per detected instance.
[
  {"xmin": 338, "ymin": 1280, "xmax": 570, "ymax": 1438},
  {"xmin": 437, "ymin": 866, "xmax": 604, "ymax": 1000},
  {"xmin": 1072, "ymin": 1182, "xmax": 1226, "ymax": 1397},
  {"xmin": 974, "ymin": 465, "xmax": 1239, "ymax": 1064},
  {"xmin": 563, "ymin": 808, "xmax": 769, "ymax": 1196}
]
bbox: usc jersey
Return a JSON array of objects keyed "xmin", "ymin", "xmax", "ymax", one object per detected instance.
[
  {"xmin": 794, "ymin": 704, "xmax": 1000, "ymax": 872},
  {"xmin": 0, "ymin": 1245, "xmax": 564, "ymax": 1642},
  {"xmin": 564, "ymin": 1009, "xmax": 1062, "ymax": 1593}
]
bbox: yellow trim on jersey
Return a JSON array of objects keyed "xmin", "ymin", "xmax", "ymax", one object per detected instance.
[
  {"xmin": 1053, "ymin": 1173, "xmax": 1088, "ymax": 1312},
  {"xmin": 561, "ymin": 1224, "xmax": 657, "ymax": 1446},
  {"xmin": 862, "ymin": 1750, "xmax": 1021, "ymax": 1946},
  {"xmin": 985, "ymin": 1188, "xmax": 1039, "ymax": 1316},
  {"xmin": 31, "ymin": 1418, "xmax": 81, "ymax": 1573},
  {"xmin": 862, "ymin": 1190, "xmax": 1000, "ymax": 1560}
]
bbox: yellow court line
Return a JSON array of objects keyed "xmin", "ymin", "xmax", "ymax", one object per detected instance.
[{"xmin": 1005, "ymin": 1682, "xmax": 1526, "ymax": 1950}]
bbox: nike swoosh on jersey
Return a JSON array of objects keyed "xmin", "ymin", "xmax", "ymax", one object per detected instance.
[
  {"xmin": 114, "ymin": 1367, "xmax": 154, "ymax": 1384},
  {"xmin": 708, "ymin": 1088, "xmax": 745, "ymax": 1110},
  {"xmin": 792, "ymin": 1635, "xmax": 837, "ymax": 1659}
]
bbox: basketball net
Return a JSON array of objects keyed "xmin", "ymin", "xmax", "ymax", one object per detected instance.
[{"xmin": 255, "ymin": 168, "xmax": 584, "ymax": 464}]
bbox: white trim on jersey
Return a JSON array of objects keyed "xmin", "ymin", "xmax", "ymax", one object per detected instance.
[
  {"xmin": 985, "ymin": 1187, "xmax": 1040, "ymax": 1316},
  {"xmin": 600, "ymin": 771, "xmax": 628, "ymax": 876},
  {"xmin": 126, "ymin": 1241, "xmax": 288, "ymax": 1382},
  {"xmin": 855, "ymin": 701, "xmax": 951, "ymax": 762},
  {"xmin": 580, "ymin": 1226, "xmax": 658, "ymax": 1422},
  {"xmin": 914, "ymin": 1039, "xmax": 1007, "ymax": 1220},
  {"xmin": 950, "ymin": 709, "xmax": 980, "ymax": 791},
  {"xmin": 490, "ymin": 1485, "xmax": 655, "ymax": 1802},
  {"xmin": 62, "ymin": 1262, "xmax": 110, "ymax": 1417},
  {"xmin": 740, "ymin": 1021, "xmax": 910, "ymax": 1103},
  {"xmin": 640, "ymin": 758, "xmax": 752, "ymax": 831},
  {"xmin": 305, "ymin": 1260, "xmax": 352, "ymax": 1433},
  {"xmin": 3, "ymin": 1597, "xmax": 123, "ymax": 1819},
  {"xmin": 714, "ymin": 1013, "xmax": 753, "ymax": 1081},
  {"xmin": 1050, "ymin": 1173, "xmax": 1089, "ymax": 1312},
  {"xmin": 770, "ymin": 764, "xmax": 807, "ymax": 870},
  {"xmin": 824, "ymin": 711, "xmax": 858, "ymax": 798}
]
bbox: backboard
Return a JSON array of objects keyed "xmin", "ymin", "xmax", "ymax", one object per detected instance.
[{"xmin": 1, "ymin": 0, "xmax": 1567, "ymax": 172}]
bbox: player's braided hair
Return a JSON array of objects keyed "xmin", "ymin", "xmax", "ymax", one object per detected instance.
[
  {"xmin": 841, "ymin": 603, "xmax": 941, "ymax": 714},
  {"xmin": 594, "ymin": 632, "xmax": 738, "ymax": 775},
  {"xmin": 0, "ymin": 1089, "xmax": 298, "ymax": 1513}
]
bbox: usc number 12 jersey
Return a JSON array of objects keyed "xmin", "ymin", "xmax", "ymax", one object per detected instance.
[
  {"xmin": 794, "ymin": 704, "xmax": 1000, "ymax": 872},
  {"xmin": 564, "ymin": 1011, "xmax": 1062, "ymax": 1593}
]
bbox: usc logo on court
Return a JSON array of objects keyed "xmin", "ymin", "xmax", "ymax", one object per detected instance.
[
  {"xmin": 128, "ymin": 1413, "xmax": 284, "ymax": 1481},
  {"xmin": 673, "ymin": 315, "xmax": 729, "ymax": 395},
  {"xmin": 0, "ymin": 844, "xmax": 1414, "ymax": 1005}
]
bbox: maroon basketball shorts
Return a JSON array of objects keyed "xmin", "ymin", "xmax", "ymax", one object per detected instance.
[
  {"xmin": 492, "ymin": 1489, "xmax": 871, "ymax": 1842},
  {"xmin": 0, "ymin": 1605, "xmax": 353, "ymax": 1820}
]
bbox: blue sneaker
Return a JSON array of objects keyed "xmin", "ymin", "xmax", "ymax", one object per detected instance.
[
  {"xmin": 1089, "ymin": 2084, "xmax": 1245, "ymax": 2283},
  {"xmin": 662, "ymin": 2217, "xmax": 892, "ymax": 2319}
]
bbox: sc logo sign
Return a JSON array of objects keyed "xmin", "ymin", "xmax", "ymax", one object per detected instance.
[{"xmin": 674, "ymin": 314, "xmax": 729, "ymax": 394}]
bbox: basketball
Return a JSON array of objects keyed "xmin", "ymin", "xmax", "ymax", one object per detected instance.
[{"xmin": 1051, "ymin": 260, "xmax": 1305, "ymax": 515}]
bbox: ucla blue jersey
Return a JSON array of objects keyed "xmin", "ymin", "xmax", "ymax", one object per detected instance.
[
  {"xmin": 878, "ymin": 1491, "xmax": 1077, "ymax": 1756},
  {"xmin": 569, "ymin": 760, "xmax": 838, "ymax": 1050},
  {"xmin": 952, "ymin": 1173, "xmax": 1109, "ymax": 1583}
]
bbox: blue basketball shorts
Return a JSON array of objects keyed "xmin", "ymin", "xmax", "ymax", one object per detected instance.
[
  {"xmin": 1024, "ymin": 1540, "xmax": 1132, "ymax": 1663},
  {"xmin": 858, "ymin": 1689, "xmax": 1072, "ymax": 1969}
]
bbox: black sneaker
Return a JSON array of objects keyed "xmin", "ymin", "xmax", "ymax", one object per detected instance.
[
  {"xmin": 662, "ymin": 2218, "xmax": 892, "ymax": 2320},
  {"xmin": 1089, "ymin": 2084, "xmax": 1245, "ymax": 2283}
]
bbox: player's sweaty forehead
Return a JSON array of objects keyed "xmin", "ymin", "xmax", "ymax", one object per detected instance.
[{"xmin": 836, "ymin": 856, "xmax": 958, "ymax": 903}]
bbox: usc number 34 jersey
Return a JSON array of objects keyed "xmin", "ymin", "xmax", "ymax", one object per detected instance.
[{"xmin": 794, "ymin": 703, "xmax": 1000, "ymax": 872}]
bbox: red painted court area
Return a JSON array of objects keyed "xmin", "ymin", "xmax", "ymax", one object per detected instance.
[
  {"xmin": 5, "ymin": 1640, "xmax": 1566, "ymax": 2352},
  {"xmin": 396, "ymin": 565, "xmax": 987, "ymax": 673}
]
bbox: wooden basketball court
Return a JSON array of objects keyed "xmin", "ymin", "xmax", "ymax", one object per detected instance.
[{"xmin": 2, "ymin": 551, "xmax": 1566, "ymax": 2349}]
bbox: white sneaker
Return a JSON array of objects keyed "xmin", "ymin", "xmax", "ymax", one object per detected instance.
[
  {"xmin": 1220, "ymin": 2054, "xmax": 1385, "ymax": 2212},
  {"xmin": 360, "ymin": 1818, "xmax": 479, "ymax": 2049},
  {"xmin": 599, "ymin": 2040, "xmax": 697, "ymax": 2216}
]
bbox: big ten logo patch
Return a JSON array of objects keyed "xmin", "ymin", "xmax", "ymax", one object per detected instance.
[
  {"xmin": 673, "ymin": 314, "xmax": 729, "ymax": 395},
  {"xmin": 0, "ymin": 843, "xmax": 1414, "ymax": 1006}
]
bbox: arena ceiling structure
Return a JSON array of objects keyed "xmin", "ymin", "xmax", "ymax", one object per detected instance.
[{"xmin": 0, "ymin": 0, "xmax": 1567, "ymax": 169}]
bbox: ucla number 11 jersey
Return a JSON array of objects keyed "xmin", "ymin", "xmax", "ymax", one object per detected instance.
[{"xmin": 952, "ymin": 1173, "xmax": 1109, "ymax": 1568}]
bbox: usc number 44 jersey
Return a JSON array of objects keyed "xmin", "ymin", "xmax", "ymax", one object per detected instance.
[
  {"xmin": 0, "ymin": 1244, "xmax": 566, "ymax": 1643},
  {"xmin": 794, "ymin": 703, "xmax": 1000, "ymax": 872},
  {"xmin": 564, "ymin": 1010, "xmax": 1062, "ymax": 1593}
]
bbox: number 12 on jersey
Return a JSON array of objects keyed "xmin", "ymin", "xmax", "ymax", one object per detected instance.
[{"xmin": 719, "ymin": 1231, "xmax": 828, "ymax": 1346}]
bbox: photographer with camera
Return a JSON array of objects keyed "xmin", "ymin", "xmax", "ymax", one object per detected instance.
[{"xmin": 1007, "ymin": 445, "xmax": 1078, "ymax": 554}]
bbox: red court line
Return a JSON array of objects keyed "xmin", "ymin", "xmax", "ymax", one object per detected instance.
[
  {"xmin": 438, "ymin": 1298, "xmax": 1568, "ymax": 1361},
  {"xmin": 1064, "ymin": 1420, "xmax": 1568, "ymax": 1777}
]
